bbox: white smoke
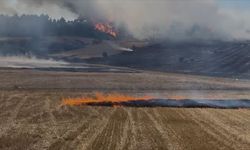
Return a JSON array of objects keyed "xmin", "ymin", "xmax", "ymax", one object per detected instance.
[
  {"xmin": 106, "ymin": 41, "xmax": 134, "ymax": 52},
  {"xmin": 1, "ymin": 0, "xmax": 250, "ymax": 41},
  {"xmin": 0, "ymin": 56, "xmax": 69, "ymax": 68}
]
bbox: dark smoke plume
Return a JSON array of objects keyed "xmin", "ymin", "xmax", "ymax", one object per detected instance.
[{"xmin": 1, "ymin": 0, "xmax": 250, "ymax": 41}]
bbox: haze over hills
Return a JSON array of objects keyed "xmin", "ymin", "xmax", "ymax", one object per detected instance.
[
  {"xmin": 0, "ymin": 15, "xmax": 250, "ymax": 79},
  {"xmin": 0, "ymin": 0, "xmax": 250, "ymax": 76}
]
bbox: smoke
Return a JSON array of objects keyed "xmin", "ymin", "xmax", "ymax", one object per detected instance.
[
  {"xmin": 1, "ymin": 0, "xmax": 250, "ymax": 41},
  {"xmin": 0, "ymin": 56, "xmax": 68, "ymax": 68},
  {"xmin": 107, "ymin": 41, "xmax": 134, "ymax": 52},
  {"xmin": 0, "ymin": 1, "xmax": 17, "ymax": 14}
]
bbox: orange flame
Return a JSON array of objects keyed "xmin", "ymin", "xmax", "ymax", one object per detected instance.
[
  {"xmin": 62, "ymin": 92, "xmax": 152, "ymax": 106},
  {"xmin": 95, "ymin": 23, "xmax": 117, "ymax": 38}
]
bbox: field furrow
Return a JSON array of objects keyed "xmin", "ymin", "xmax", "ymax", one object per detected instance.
[{"xmin": 0, "ymin": 91, "xmax": 250, "ymax": 150}]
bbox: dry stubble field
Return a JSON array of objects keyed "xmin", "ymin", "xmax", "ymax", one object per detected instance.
[{"xmin": 0, "ymin": 68, "xmax": 250, "ymax": 150}]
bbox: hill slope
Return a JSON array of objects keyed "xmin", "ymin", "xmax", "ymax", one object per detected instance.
[{"xmin": 87, "ymin": 41, "xmax": 250, "ymax": 78}]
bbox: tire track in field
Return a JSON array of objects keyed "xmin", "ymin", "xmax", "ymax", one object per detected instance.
[
  {"xmin": 48, "ymin": 107, "xmax": 115, "ymax": 150},
  {"xmin": 202, "ymin": 109, "xmax": 250, "ymax": 148},
  {"xmin": 176, "ymin": 109, "xmax": 228, "ymax": 150},
  {"xmin": 9, "ymin": 96, "xmax": 28, "ymax": 121},
  {"xmin": 154, "ymin": 109, "xmax": 188, "ymax": 149},
  {"xmin": 143, "ymin": 108, "xmax": 181, "ymax": 150},
  {"xmin": 117, "ymin": 108, "xmax": 130, "ymax": 150},
  {"xmin": 157, "ymin": 108, "xmax": 226, "ymax": 150},
  {"xmin": 0, "ymin": 95, "xmax": 28, "ymax": 137},
  {"xmin": 48, "ymin": 120, "xmax": 89, "ymax": 150},
  {"xmin": 239, "ymin": 109, "xmax": 250, "ymax": 117},
  {"xmin": 0, "ymin": 94, "xmax": 17, "ymax": 117},
  {"xmin": 199, "ymin": 109, "xmax": 249, "ymax": 149},
  {"xmin": 71, "ymin": 108, "xmax": 115, "ymax": 150},
  {"xmin": 0, "ymin": 92, "xmax": 5, "ymax": 114},
  {"xmin": 211, "ymin": 109, "xmax": 250, "ymax": 132},
  {"xmin": 234, "ymin": 109, "xmax": 250, "ymax": 123},
  {"xmin": 44, "ymin": 97, "xmax": 59, "ymax": 139},
  {"xmin": 94, "ymin": 107, "xmax": 116, "ymax": 119},
  {"xmin": 0, "ymin": 92, "xmax": 5, "ymax": 101},
  {"xmin": 123, "ymin": 108, "xmax": 137, "ymax": 150},
  {"xmin": 48, "ymin": 108, "xmax": 99, "ymax": 150},
  {"xmin": 188, "ymin": 109, "xmax": 234, "ymax": 149},
  {"xmin": 219, "ymin": 110, "xmax": 250, "ymax": 144},
  {"xmin": 0, "ymin": 93, "xmax": 24, "ymax": 111},
  {"xmin": 237, "ymin": 110, "xmax": 250, "ymax": 142},
  {"xmin": 130, "ymin": 108, "xmax": 167, "ymax": 150},
  {"xmin": 222, "ymin": 110, "xmax": 250, "ymax": 123},
  {"xmin": 88, "ymin": 108, "xmax": 129, "ymax": 150},
  {"xmin": 187, "ymin": 109, "xmax": 237, "ymax": 150}
]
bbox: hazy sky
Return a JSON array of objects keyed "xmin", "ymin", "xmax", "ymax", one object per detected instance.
[
  {"xmin": 218, "ymin": 0, "xmax": 250, "ymax": 9},
  {"xmin": 3, "ymin": 0, "xmax": 250, "ymax": 19},
  {"xmin": 1, "ymin": 0, "xmax": 250, "ymax": 41}
]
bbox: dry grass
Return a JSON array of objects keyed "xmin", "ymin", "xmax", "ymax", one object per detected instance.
[
  {"xmin": 0, "ymin": 69, "xmax": 250, "ymax": 149},
  {"xmin": 1, "ymin": 68, "xmax": 250, "ymax": 99},
  {"xmin": 0, "ymin": 90, "xmax": 250, "ymax": 150}
]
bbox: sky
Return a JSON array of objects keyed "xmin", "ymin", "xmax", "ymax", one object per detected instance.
[
  {"xmin": 4, "ymin": 0, "xmax": 250, "ymax": 19},
  {"xmin": 218, "ymin": 0, "xmax": 250, "ymax": 9}
]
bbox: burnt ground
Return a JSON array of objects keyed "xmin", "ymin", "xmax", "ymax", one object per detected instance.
[
  {"xmin": 0, "ymin": 68, "xmax": 250, "ymax": 149},
  {"xmin": 86, "ymin": 41, "xmax": 250, "ymax": 79}
]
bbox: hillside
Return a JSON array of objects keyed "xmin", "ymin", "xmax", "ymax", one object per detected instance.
[{"xmin": 86, "ymin": 41, "xmax": 250, "ymax": 78}]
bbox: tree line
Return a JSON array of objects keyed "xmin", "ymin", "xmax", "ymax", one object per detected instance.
[{"xmin": 0, "ymin": 14, "xmax": 114, "ymax": 39}]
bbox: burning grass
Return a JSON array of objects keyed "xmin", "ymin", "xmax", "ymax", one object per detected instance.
[
  {"xmin": 61, "ymin": 92, "xmax": 250, "ymax": 108},
  {"xmin": 62, "ymin": 92, "xmax": 153, "ymax": 106}
]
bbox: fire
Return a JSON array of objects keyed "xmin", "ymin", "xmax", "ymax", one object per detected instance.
[
  {"xmin": 95, "ymin": 23, "xmax": 117, "ymax": 38},
  {"xmin": 62, "ymin": 92, "xmax": 152, "ymax": 106}
]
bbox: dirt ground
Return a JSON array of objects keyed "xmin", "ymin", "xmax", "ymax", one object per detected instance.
[
  {"xmin": 0, "ymin": 68, "xmax": 250, "ymax": 150},
  {"xmin": 1, "ymin": 68, "xmax": 250, "ymax": 97}
]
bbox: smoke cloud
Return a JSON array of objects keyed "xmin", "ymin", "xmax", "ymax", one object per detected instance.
[
  {"xmin": 1, "ymin": 0, "xmax": 250, "ymax": 41},
  {"xmin": 0, "ymin": 56, "xmax": 68, "ymax": 68}
]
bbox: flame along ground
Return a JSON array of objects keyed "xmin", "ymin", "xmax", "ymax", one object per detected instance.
[
  {"xmin": 62, "ymin": 92, "xmax": 250, "ymax": 108},
  {"xmin": 62, "ymin": 92, "xmax": 153, "ymax": 106},
  {"xmin": 95, "ymin": 22, "xmax": 117, "ymax": 38}
]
